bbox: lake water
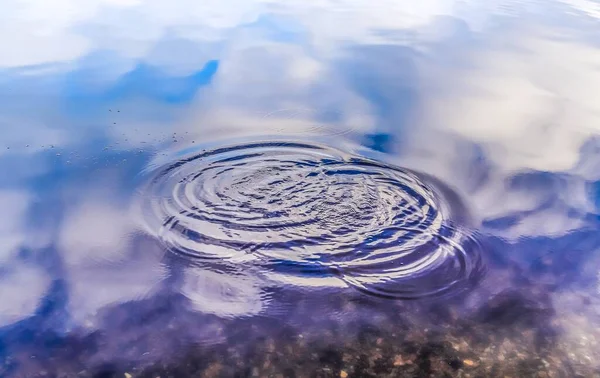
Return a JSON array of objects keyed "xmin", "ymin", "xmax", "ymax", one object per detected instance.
[{"xmin": 1, "ymin": 1, "xmax": 600, "ymax": 377}]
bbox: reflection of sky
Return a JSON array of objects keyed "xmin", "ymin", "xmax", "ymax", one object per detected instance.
[{"xmin": 1, "ymin": 0, "xmax": 600, "ymax": 370}]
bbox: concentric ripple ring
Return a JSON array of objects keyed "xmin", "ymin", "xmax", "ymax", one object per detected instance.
[{"xmin": 138, "ymin": 141, "xmax": 484, "ymax": 299}]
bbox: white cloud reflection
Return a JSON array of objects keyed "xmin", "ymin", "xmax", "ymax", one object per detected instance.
[
  {"xmin": 415, "ymin": 29, "xmax": 600, "ymax": 174},
  {"xmin": 395, "ymin": 24, "xmax": 600, "ymax": 238},
  {"xmin": 1, "ymin": 0, "xmax": 542, "ymax": 68},
  {"xmin": 57, "ymin": 173, "xmax": 168, "ymax": 327},
  {"xmin": 181, "ymin": 267, "xmax": 266, "ymax": 318},
  {"xmin": 561, "ymin": 0, "xmax": 600, "ymax": 19},
  {"xmin": 0, "ymin": 264, "xmax": 50, "ymax": 327},
  {"xmin": 0, "ymin": 191, "xmax": 30, "ymax": 264},
  {"xmin": 0, "ymin": 190, "xmax": 53, "ymax": 326}
]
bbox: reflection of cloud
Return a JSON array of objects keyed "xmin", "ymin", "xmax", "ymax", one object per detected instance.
[
  {"xmin": 561, "ymin": 0, "xmax": 600, "ymax": 18},
  {"xmin": 391, "ymin": 24, "xmax": 600, "ymax": 238},
  {"xmin": 0, "ymin": 264, "xmax": 50, "ymax": 327},
  {"xmin": 5, "ymin": 0, "xmax": 593, "ymax": 157},
  {"xmin": 67, "ymin": 255, "xmax": 166, "ymax": 328},
  {"xmin": 415, "ymin": 29, "xmax": 600, "ymax": 174},
  {"xmin": 1, "ymin": 0, "xmax": 260, "ymax": 67},
  {"xmin": 0, "ymin": 187, "xmax": 52, "ymax": 329},
  {"xmin": 0, "ymin": 191, "xmax": 30, "ymax": 263},
  {"xmin": 182, "ymin": 266, "xmax": 266, "ymax": 318},
  {"xmin": 165, "ymin": 38, "xmax": 378, "ymax": 144},
  {"xmin": 57, "ymin": 175, "xmax": 167, "ymax": 327},
  {"xmin": 0, "ymin": 0, "xmax": 89, "ymax": 67},
  {"xmin": 0, "ymin": 0, "xmax": 147, "ymax": 67},
  {"xmin": 59, "ymin": 203, "xmax": 134, "ymax": 266},
  {"xmin": 265, "ymin": 272, "xmax": 347, "ymax": 288},
  {"xmin": 401, "ymin": 130, "xmax": 594, "ymax": 239},
  {"xmin": 2, "ymin": 0, "xmax": 524, "ymax": 69}
]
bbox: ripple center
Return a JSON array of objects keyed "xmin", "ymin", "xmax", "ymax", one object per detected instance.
[{"xmin": 138, "ymin": 141, "xmax": 484, "ymax": 299}]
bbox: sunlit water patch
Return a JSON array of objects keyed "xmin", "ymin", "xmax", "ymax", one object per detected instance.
[{"xmin": 138, "ymin": 141, "xmax": 484, "ymax": 299}]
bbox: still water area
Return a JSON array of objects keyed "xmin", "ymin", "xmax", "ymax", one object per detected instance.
[{"xmin": 1, "ymin": 1, "xmax": 600, "ymax": 377}]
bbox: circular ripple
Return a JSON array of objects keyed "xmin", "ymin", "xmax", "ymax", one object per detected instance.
[{"xmin": 139, "ymin": 141, "xmax": 484, "ymax": 299}]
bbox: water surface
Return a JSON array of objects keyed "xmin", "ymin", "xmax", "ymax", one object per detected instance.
[{"xmin": 1, "ymin": 0, "xmax": 600, "ymax": 377}]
